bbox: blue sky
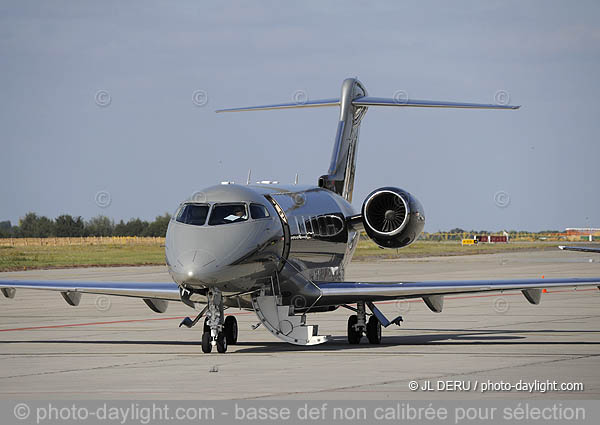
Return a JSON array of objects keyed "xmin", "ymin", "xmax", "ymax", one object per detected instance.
[{"xmin": 1, "ymin": 1, "xmax": 599, "ymax": 231}]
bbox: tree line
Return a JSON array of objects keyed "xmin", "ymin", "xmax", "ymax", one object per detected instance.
[
  {"xmin": 0, "ymin": 213, "xmax": 171, "ymax": 238},
  {"xmin": 0, "ymin": 215, "xmax": 564, "ymax": 240}
]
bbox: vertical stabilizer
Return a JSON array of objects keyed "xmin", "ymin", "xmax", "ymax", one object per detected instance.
[{"xmin": 318, "ymin": 78, "xmax": 368, "ymax": 203}]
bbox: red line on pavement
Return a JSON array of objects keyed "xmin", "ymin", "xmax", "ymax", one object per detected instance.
[{"xmin": 0, "ymin": 311, "xmax": 253, "ymax": 333}]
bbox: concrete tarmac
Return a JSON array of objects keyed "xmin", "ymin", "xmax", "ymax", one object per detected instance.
[{"xmin": 0, "ymin": 250, "xmax": 599, "ymax": 400}]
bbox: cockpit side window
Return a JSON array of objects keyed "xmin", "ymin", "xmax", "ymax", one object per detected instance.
[
  {"xmin": 250, "ymin": 203, "xmax": 270, "ymax": 219},
  {"xmin": 176, "ymin": 204, "xmax": 209, "ymax": 226},
  {"xmin": 208, "ymin": 203, "xmax": 248, "ymax": 225}
]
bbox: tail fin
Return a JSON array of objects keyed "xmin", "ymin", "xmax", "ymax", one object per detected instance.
[{"xmin": 217, "ymin": 78, "xmax": 519, "ymax": 202}]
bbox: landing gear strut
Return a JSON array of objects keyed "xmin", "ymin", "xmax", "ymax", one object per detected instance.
[
  {"xmin": 202, "ymin": 289, "xmax": 227, "ymax": 353},
  {"xmin": 346, "ymin": 301, "xmax": 382, "ymax": 344},
  {"xmin": 179, "ymin": 288, "xmax": 238, "ymax": 353}
]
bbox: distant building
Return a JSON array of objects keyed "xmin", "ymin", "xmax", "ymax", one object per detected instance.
[
  {"xmin": 475, "ymin": 234, "xmax": 508, "ymax": 243},
  {"xmin": 565, "ymin": 228, "xmax": 600, "ymax": 236}
]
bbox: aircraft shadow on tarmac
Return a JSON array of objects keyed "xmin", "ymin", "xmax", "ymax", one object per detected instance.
[{"xmin": 2, "ymin": 328, "xmax": 599, "ymax": 353}]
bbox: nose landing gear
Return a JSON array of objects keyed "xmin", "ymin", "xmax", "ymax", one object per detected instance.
[{"xmin": 198, "ymin": 289, "xmax": 238, "ymax": 354}]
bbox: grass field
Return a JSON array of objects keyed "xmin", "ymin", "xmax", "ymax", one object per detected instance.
[
  {"xmin": 0, "ymin": 239, "xmax": 571, "ymax": 272},
  {"xmin": 0, "ymin": 244, "xmax": 166, "ymax": 272},
  {"xmin": 352, "ymin": 239, "xmax": 564, "ymax": 261}
]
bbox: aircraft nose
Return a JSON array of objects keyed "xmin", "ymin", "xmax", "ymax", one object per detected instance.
[{"xmin": 176, "ymin": 249, "xmax": 217, "ymax": 281}]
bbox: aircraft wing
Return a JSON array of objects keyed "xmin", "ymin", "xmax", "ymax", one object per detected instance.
[
  {"xmin": 316, "ymin": 277, "xmax": 600, "ymax": 307},
  {"xmin": 3, "ymin": 276, "xmax": 599, "ymax": 314},
  {"xmin": 559, "ymin": 245, "xmax": 600, "ymax": 253},
  {"xmin": 0, "ymin": 280, "xmax": 181, "ymax": 302}
]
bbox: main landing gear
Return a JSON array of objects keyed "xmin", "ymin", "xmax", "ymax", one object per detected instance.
[{"xmin": 347, "ymin": 301, "xmax": 382, "ymax": 344}]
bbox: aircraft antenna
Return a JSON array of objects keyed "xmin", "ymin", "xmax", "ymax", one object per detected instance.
[{"xmin": 246, "ymin": 169, "xmax": 251, "ymax": 185}]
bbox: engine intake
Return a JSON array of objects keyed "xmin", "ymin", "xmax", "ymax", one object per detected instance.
[{"xmin": 361, "ymin": 187, "xmax": 425, "ymax": 248}]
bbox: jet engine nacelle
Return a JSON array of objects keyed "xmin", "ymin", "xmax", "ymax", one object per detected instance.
[{"xmin": 361, "ymin": 187, "xmax": 425, "ymax": 249}]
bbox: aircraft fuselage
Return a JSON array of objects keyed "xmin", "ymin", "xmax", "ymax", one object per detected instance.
[{"xmin": 165, "ymin": 183, "xmax": 358, "ymax": 302}]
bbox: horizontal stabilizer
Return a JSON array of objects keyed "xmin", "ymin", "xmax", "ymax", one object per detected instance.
[
  {"xmin": 352, "ymin": 96, "xmax": 520, "ymax": 110},
  {"xmin": 216, "ymin": 96, "xmax": 519, "ymax": 113},
  {"xmin": 216, "ymin": 98, "xmax": 340, "ymax": 113}
]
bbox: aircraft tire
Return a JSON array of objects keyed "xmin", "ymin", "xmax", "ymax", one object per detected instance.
[
  {"xmin": 216, "ymin": 332, "xmax": 228, "ymax": 353},
  {"xmin": 366, "ymin": 315, "xmax": 382, "ymax": 344},
  {"xmin": 224, "ymin": 316, "xmax": 238, "ymax": 345},
  {"xmin": 201, "ymin": 332, "xmax": 212, "ymax": 353},
  {"xmin": 347, "ymin": 315, "xmax": 361, "ymax": 344}
]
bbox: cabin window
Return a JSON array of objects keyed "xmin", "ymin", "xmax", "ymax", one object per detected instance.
[
  {"xmin": 208, "ymin": 204, "xmax": 248, "ymax": 225},
  {"xmin": 176, "ymin": 204, "xmax": 209, "ymax": 226},
  {"xmin": 250, "ymin": 203, "xmax": 270, "ymax": 219}
]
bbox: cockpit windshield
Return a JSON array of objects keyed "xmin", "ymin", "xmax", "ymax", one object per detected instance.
[
  {"xmin": 208, "ymin": 203, "xmax": 248, "ymax": 225},
  {"xmin": 250, "ymin": 203, "xmax": 270, "ymax": 219},
  {"xmin": 176, "ymin": 204, "xmax": 209, "ymax": 226}
]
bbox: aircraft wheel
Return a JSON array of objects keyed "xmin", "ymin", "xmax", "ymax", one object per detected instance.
[
  {"xmin": 216, "ymin": 332, "xmax": 228, "ymax": 353},
  {"xmin": 366, "ymin": 315, "xmax": 382, "ymax": 344},
  {"xmin": 201, "ymin": 332, "xmax": 212, "ymax": 353},
  {"xmin": 224, "ymin": 316, "xmax": 238, "ymax": 345},
  {"xmin": 203, "ymin": 317, "xmax": 210, "ymax": 334},
  {"xmin": 347, "ymin": 315, "xmax": 361, "ymax": 344}
]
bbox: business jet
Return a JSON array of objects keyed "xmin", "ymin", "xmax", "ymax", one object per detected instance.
[{"xmin": 2, "ymin": 78, "xmax": 599, "ymax": 354}]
